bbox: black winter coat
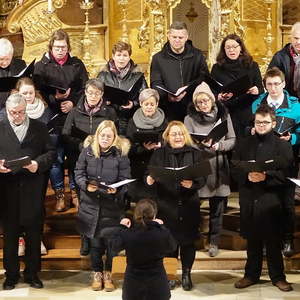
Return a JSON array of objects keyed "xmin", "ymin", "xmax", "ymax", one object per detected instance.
[
  {"xmin": 0, "ymin": 58, "xmax": 26, "ymax": 108},
  {"xmin": 147, "ymin": 145, "xmax": 206, "ymax": 244},
  {"xmin": 0, "ymin": 118, "xmax": 56, "ymax": 226},
  {"xmin": 33, "ymin": 53, "xmax": 88, "ymax": 133},
  {"xmin": 62, "ymin": 96, "xmax": 117, "ymax": 168},
  {"xmin": 97, "ymin": 62, "xmax": 148, "ymax": 118},
  {"xmin": 232, "ymin": 131, "xmax": 294, "ymax": 239},
  {"xmin": 211, "ymin": 60, "xmax": 264, "ymax": 138},
  {"xmin": 75, "ymin": 146, "xmax": 131, "ymax": 238},
  {"xmin": 150, "ymin": 40, "xmax": 209, "ymax": 120},
  {"xmin": 111, "ymin": 221, "xmax": 176, "ymax": 300},
  {"xmin": 268, "ymin": 43, "xmax": 296, "ymax": 96}
]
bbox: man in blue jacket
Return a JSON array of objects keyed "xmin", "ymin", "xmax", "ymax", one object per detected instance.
[{"xmin": 252, "ymin": 67, "xmax": 300, "ymax": 258}]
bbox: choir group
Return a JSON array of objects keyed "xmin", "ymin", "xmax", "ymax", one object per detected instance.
[{"xmin": 0, "ymin": 19, "xmax": 300, "ymax": 299}]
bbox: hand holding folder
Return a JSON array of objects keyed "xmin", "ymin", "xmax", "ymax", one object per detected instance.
[
  {"xmin": 133, "ymin": 131, "xmax": 161, "ymax": 144},
  {"xmin": 87, "ymin": 178, "xmax": 136, "ymax": 192},
  {"xmin": 3, "ymin": 156, "xmax": 31, "ymax": 171}
]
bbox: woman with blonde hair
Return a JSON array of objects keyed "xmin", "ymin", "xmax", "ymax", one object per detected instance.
[
  {"xmin": 75, "ymin": 120, "xmax": 131, "ymax": 292},
  {"xmin": 146, "ymin": 120, "xmax": 206, "ymax": 291}
]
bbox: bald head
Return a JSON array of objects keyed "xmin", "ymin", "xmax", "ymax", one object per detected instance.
[{"xmin": 291, "ymin": 22, "xmax": 300, "ymax": 53}]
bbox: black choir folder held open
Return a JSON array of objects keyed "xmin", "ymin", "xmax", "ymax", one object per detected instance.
[
  {"xmin": 190, "ymin": 120, "xmax": 228, "ymax": 144},
  {"xmin": 3, "ymin": 155, "xmax": 31, "ymax": 171},
  {"xmin": 103, "ymin": 75, "xmax": 144, "ymax": 105},
  {"xmin": 133, "ymin": 130, "xmax": 161, "ymax": 144},
  {"xmin": 231, "ymin": 159, "xmax": 285, "ymax": 172},
  {"xmin": 148, "ymin": 160, "xmax": 211, "ymax": 182},
  {"xmin": 204, "ymin": 74, "xmax": 252, "ymax": 97},
  {"xmin": 88, "ymin": 178, "xmax": 136, "ymax": 191},
  {"xmin": 0, "ymin": 59, "xmax": 35, "ymax": 92}
]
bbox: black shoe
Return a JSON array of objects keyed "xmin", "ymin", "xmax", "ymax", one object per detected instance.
[
  {"xmin": 182, "ymin": 270, "xmax": 193, "ymax": 291},
  {"xmin": 282, "ymin": 240, "xmax": 295, "ymax": 258},
  {"xmin": 24, "ymin": 275, "xmax": 43, "ymax": 289},
  {"xmin": 168, "ymin": 279, "xmax": 177, "ymax": 290},
  {"xmin": 80, "ymin": 235, "xmax": 90, "ymax": 256},
  {"xmin": 3, "ymin": 278, "xmax": 19, "ymax": 290}
]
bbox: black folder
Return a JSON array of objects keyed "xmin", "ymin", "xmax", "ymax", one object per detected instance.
[
  {"xmin": 205, "ymin": 74, "xmax": 252, "ymax": 97},
  {"xmin": 133, "ymin": 130, "xmax": 161, "ymax": 143},
  {"xmin": 47, "ymin": 113, "xmax": 60, "ymax": 133},
  {"xmin": 0, "ymin": 59, "xmax": 35, "ymax": 92},
  {"xmin": 46, "ymin": 84, "xmax": 69, "ymax": 95},
  {"xmin": 103, "ymin": 75, "xmax": 144, "ymax": 105},
  {"xmin": 190, "ymin": 120, "xmax": 228, "ymax": 144},
  {"xmin": 274, "ymin": 116, "xmax": 298, "ymax": 136},
  {"xmin": 71, "ymin": 126, "xmax": 89, "ymax": 140},
  {"xmin": 3, "ymin": 155, "xmax": 31, "ymax": 171},
  {"xmin": 148, "ymin": 160, "xmax": 211, "ymax": 182},
  {"xmin": 155, "ymin": 78, "xmax": 201, "ymax": 97},
  {"xmin": 231, "ymin": 159, "xmax": 282, "ymax": 172}
]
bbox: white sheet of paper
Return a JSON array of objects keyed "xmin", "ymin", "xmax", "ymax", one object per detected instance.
[
  {"xmin": 287, "ymin": 177, "xmax": 300, "ymax": 187},
  {"xmin": 108, "ymin": 178, "xmax": 136, "ymax": 189}
]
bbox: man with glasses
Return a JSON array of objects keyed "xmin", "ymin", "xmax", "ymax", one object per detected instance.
[
  {"xmin": 34, "ymin": 29, "xmax": 88, "ymax": 212},
  {"xmin": 0, "ymin": 94, "xmax": 56, "ymax": 290},
  {"xmin": 252, "ymin": 67, "xmax": 300, "ymax": 258},
  {"xmin": 233, "ymin": 104, "xmax": 294, "ymax": 292},
  {"xmin": 150, "ymin": 21, "xmax": 209, "ymax": 121},
  {"xmin": 269, "ymin": 22, "xmax": 300, "ymax": 98}
]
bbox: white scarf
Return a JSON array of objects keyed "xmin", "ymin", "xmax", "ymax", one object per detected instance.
[
  {"xmin": 8, "ymin": 114, "xmax": 30, "ymax": 143},
  {"xmin": 26, "ymin": 97, "xmax": 45, "ymax": 119}
]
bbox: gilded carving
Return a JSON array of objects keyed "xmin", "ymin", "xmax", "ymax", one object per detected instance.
[
  {"xmin": 137, "ymin": 4, "xmax": 150, "ymax": 49},
  {"xmin": 53, "ymin": 0, "xmax": 68, "ymax": 9}
]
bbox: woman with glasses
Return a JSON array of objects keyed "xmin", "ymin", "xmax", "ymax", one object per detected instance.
[
  {"xmin": 97, "ymin": 41, "xmax": 147, "ymax": 136},
  {"xmin": 211, "ymin": 34, "xmax": 264, "ymax": 139},
  {"xmin": 184, "ymin": 82, "xmax": 236, "ymax": 257},
  {"xmin": 126, "ymin": 88, "xmax": 167, "ymax": 202},
  {"xmin": 34, "ymin": 29, "xmax": 88, "ymax": 212},
  {"xmin": 146, "ymin": 121, "xmax": 206, "ymax": 291},
  {"xmin": 75, "ymin": 120, "xmax": 131, "ymax": 292}
]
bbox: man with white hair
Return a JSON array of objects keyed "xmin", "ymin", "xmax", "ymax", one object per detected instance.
[
  {"xmin": 0, "ymin": 93, "xmax": 56, "ymax": 290},
  {"xmin": 0, "ymin": 38, "xmax": 26, "ymax": 109},
  {"xmin": 269, "ymin": 22, "xmax": 300, "ymax": 98}
]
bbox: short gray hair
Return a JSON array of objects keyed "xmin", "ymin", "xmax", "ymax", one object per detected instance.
[
  {"xmin": 6, "ymin": 93, "xmax": 27, "ymax": 110},
  {"xmin": 85, "ymin": 78, "xmax": 104, "ymax": 92},
  {"xmin": 291, "ymin": 22, "xmax": 300, "ymax": 35},
  {"xmin": 0, "ymin": 38, "xmax": 14, "ymax": 57},
  {"xmin": 139, "ymin": 88, "xmax": 159, "ymax": 104}
]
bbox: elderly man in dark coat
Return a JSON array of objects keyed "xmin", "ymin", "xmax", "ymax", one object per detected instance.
[
  {"xmin": 0, "ymin": 94, "xmax": 56, "ymax": 290},
  {"xmin": 232, "ymin": 104, "xmax": 294, "ymax": 292}
]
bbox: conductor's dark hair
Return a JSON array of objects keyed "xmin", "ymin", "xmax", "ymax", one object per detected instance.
[
  {"xmin": 255, "ymin": 104, "xmax": 276, "ymax": 122},
  {"xmin": 134, "ymin": 199, "xmax": 158, "ymax": 227}
]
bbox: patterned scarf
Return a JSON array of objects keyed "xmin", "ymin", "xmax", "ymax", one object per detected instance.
[
  {"xmin": 26, "ymin": 97, "xmax": 45, "ymax": 119},
  {"xmin": 108, "ymin": 59, "xmax": 131, "ymax": 79},
  {"xmin": 290, "ymin": 45, "xmax": 300, "ymax": 97},
  {"xmin": 8, "ymin": 114, "xmax": 30, "ymax": 143}
]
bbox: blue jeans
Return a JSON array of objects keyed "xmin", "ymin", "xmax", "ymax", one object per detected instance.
[{"xmin": 49, "ymin": 134, "xmax": 75, "ymax": 191}]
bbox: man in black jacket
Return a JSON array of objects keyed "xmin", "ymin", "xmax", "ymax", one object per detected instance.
[
  {"xmin": 0, "ymin": 38, "xmax": 26, "ymax": 109},
  {"xmin": 233, "ymin": 105, "xmax": 294, "ymax": 292},
  {"xmin": 150, "ymin": 21, "xmax": 208, "ymax": 121},
  {"xmin": 269, "ymin": 22, "xmax": 300, "ymax": 97}
]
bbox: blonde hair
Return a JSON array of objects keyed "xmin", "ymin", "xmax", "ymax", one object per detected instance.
[
  {"xmin": 84, "ymin": 120, "xmax": 130, "ymax": 158},
  {"xmin": 162, "ymin": 120, "xmax": 194, "ymax": 147}
]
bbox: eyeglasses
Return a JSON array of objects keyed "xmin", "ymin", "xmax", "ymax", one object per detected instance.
[
  {"xmin": 169, "ymin": 132, "xmax": 184, "ymax": 137},
  {"xmin": 8, "ymin": 109, "xmax": 26, "ymax": 117},
  {"xmin": 265, "ymin": 81, "xmax": 283, "ymax": 87},
  {"xmin": 254, "ymin": 120, "xmax": 272, "ymax": 126},
  {"xmin": 225, "ymin": 45, "xmax": 240, "ymax": 50},
  {"xmin": 52, "ymin": 46, "xmax": 68, "ymax": 51},
  {"xmin": 86, "ymin": 90, "xmax": 102, "ymax": 97},
  {"xmin": 196, "ymin": 99, "xmax": 211, "ymax": 106}
]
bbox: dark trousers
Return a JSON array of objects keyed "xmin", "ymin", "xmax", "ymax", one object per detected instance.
[
  {"xmin": 245, "ymin": 237, "xmax": 285, "ymax": 284},
  {"xmin": 90, "ymin": 237, "xmax": 112, "ymax": 272},
  {"xmin": 281, "ymin": 186, "xmax": 295, "ymax": 241},
  {"xmin": 208, "ymin": 196, "xmax": 225, "ymax": 245},
  {"xmin": 3, "ymin": 223, "xmax": 41, "ymax": 280},
  {"xmin": 168, "ymin": 243, "xmax": 196, "ymax": 270}
]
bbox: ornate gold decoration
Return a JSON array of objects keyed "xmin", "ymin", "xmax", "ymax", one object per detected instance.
[
  {"xmin": 261, "ymin": 0, "xmax": 274, "ymax": 74},
  {"xmin": 185, "ymin": 2, "xmax": 198, "ymax": 23},
  {"xmin": 242, "ymin": 0, "xmax": 268, "ymax": 22},
  {"xmin": 137, "ymin": 4, "xmax": 150, "ymax": 49},
  {"xmin": 0, "ymin": 0, "xmax": 18, "ymax": 28},
  {"xmin": 117, "ymin": 0, "xmax": 129, "ymax": 42},
  {"xmin": 80, "ymin": 0, "xmax": 94, "ymax": 75}
]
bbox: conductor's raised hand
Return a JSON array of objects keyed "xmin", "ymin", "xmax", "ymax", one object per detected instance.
[
  {"xmin": 181, "ymin": 180, "xmax": 193, "ymax": 188},
  {"xmin": 120, "ymin": 218, "xmax": 131, "ymax": 228},
  {"xmin": 146, "ymin": 175, "xmax": 155, "ymax": 185}
]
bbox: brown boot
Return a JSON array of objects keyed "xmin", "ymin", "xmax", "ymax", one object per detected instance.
[
  {"xmin": 91, "ymin": 272, "xmax": 103, "ymax": 291},
  {"xmin": 103, "ymin": 271, "xmax": 115, "ymax": 292},
  {"xmin": 71, "ymin": 189, "xmax": 79, "ymax": 209},
  {"xmin": 55, "ymin": 188, "xmax": 67, "ymax": 212},
  {"xmin": 234, "ymin": 277, "xmax": 257, "ymax": 289}
]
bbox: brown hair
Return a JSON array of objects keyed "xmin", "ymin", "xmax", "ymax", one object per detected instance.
[
  {"xmin": 134, "ymin": 199, "xmax": 157, "ymax": 227},
  {"xmin": 169, "ymin": 21, "xmax": 188, "ymax": 31},
  {"xmin": 112, "ymin": 41, "xmax": 132, "ymax": 56},
  {"xmin": 263, "ymin": 67, "xmax": 285, "ymax": 85},
  {"xmin": 216, "ymin": 33, "xmax": 253, "ymax": 67},
  {"xmin": 48, "ymin": 29, "xmax": 71, "ymax": 52},
  {"xmin": 14, "ymin": 77, "xmax": 46, "ymax": 104},
  {"xmin": 255, "ymin": 104, "xmax": 276, "ymax": 122}
]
